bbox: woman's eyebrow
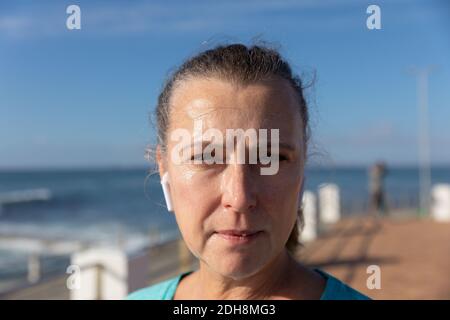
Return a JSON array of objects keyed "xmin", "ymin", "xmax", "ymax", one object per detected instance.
[
  {"xmin": 178, "ymin": 141, "xmax": 297, "ymax": 155},
  {"xmin": 180, "ymin": 141, "xmax": 223, "ymax": 154}
]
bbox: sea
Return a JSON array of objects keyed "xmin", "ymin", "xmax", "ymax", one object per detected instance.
[{"xmin": 0, "ymin": 166, "xmax": 449, "ymax": 291}]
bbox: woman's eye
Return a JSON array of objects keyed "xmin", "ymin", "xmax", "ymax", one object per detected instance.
[
  {"xmin": 189, "ymin": 152, "xmax": 223, "ymax": 165},
  {"xmin": 256, "ymin": 153, "xmax": 289, "ymax": 167},
  {"xmin": 190, "ymin": 154, "xmax": 202, "ymax": 161},
  {"xmin": 187, "ymin": 152, "xmax": 288, "ymax": 164},
  {"xmin": 263, "ymin": 153, "xmax": 289, "ymax": 162}
]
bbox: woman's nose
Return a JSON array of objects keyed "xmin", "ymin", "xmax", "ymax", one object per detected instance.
[{"xmin": 221, "ymin": 164, "xmax": 257, "ymax": 214}]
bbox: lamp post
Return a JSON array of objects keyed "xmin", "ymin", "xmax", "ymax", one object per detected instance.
[{"xmin": 409, "ymin": 67, "xmax": 434, "ymax": 216}]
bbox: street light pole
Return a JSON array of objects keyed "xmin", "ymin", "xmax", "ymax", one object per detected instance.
[{"xmin": 409, "ymin": 67, "xmax": 434, "ymax": 216}]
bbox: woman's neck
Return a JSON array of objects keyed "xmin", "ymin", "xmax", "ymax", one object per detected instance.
[{"xmin": 187, "ymin": 249, "xmax": 304, "ymax": 300}]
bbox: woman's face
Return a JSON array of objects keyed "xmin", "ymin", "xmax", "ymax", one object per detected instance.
[{"xmin": 160, "ymin": 76, "xmax": 305, "ymax": 280}]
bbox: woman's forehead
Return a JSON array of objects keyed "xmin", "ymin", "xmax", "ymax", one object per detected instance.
[{"xmin": 169, "ymin": 77, "xmax": 302, "ymax": 130}]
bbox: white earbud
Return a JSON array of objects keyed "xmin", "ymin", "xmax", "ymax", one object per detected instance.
[
  {"xmin": 160, "ymin": 172, "xmax": 173, "ymax": 212},
  {"xmin": 299, "ymin": 177, "xmax": 306, "ymax": 206}
]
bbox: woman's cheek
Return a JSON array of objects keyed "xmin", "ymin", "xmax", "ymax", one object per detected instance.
[
  {"xmin": 259, "ymin": 175, "xmax": 300, "ymax": 203},
  {"xmin": 260, "ymin": 176, "xmax": 300, "ymax": 227},
  {"xmin": 173, "ymin": 172, "xmax": 217, "ymax": 249},
  {"xmin": 174, "ymin": 208, "xmax": 204, "ymax": 259}
]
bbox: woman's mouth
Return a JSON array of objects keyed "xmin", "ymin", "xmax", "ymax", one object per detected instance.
[{"xmin": 214, "ymin": 230, "xmax": 263, "ymax": 244}]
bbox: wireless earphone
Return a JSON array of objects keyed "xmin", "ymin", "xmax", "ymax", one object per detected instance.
[
  {"xmin": 299, "ymin": 177, "xmax": 306, "ymax": 207},
  {"xmin": 160, "ymin": 172, "xmax": 173, "ymax": 212}
]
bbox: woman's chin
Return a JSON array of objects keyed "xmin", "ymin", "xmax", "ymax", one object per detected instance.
[{"xmin": 206, "ymin": 252, "xmax": 269, "ymax": 280}]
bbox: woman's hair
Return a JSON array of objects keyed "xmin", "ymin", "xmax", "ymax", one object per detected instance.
[{"xmin": 154, "ymin": 43, "xmax": 310, "ymax": 254}]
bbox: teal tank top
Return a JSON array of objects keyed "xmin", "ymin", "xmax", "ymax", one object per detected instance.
[{"xmin": 127, "ymin": 269, "xmax": 370, "ymax": 300}]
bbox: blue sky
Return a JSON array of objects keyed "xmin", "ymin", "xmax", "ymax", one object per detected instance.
[{"xmin": 1, "ymin": 0, "xmax": 449, "ymax": 169}]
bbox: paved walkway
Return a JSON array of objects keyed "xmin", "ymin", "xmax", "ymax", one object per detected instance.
[{"xmin": 299, "ymin": 214, "xmax": 450, "ymax": 299}]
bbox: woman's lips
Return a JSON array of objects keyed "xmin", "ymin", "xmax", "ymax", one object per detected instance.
[{"xmin": 214, "ymin": 230, "xmax": 263, "ymax": 244}]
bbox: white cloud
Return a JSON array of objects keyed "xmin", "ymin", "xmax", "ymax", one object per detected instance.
[{"xmin": 0, "ymin": 15, "xmax": 32, "ymax": 37}]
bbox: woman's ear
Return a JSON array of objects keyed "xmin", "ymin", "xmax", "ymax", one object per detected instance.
[{"xmin": 156, "ymin": 145, "xmax": 165, "ymax": 179}]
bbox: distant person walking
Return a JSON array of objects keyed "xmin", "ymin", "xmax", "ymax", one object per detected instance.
[{"xmin": 369, "ymin": 162, "xmax": 388, "ymax": 216}]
